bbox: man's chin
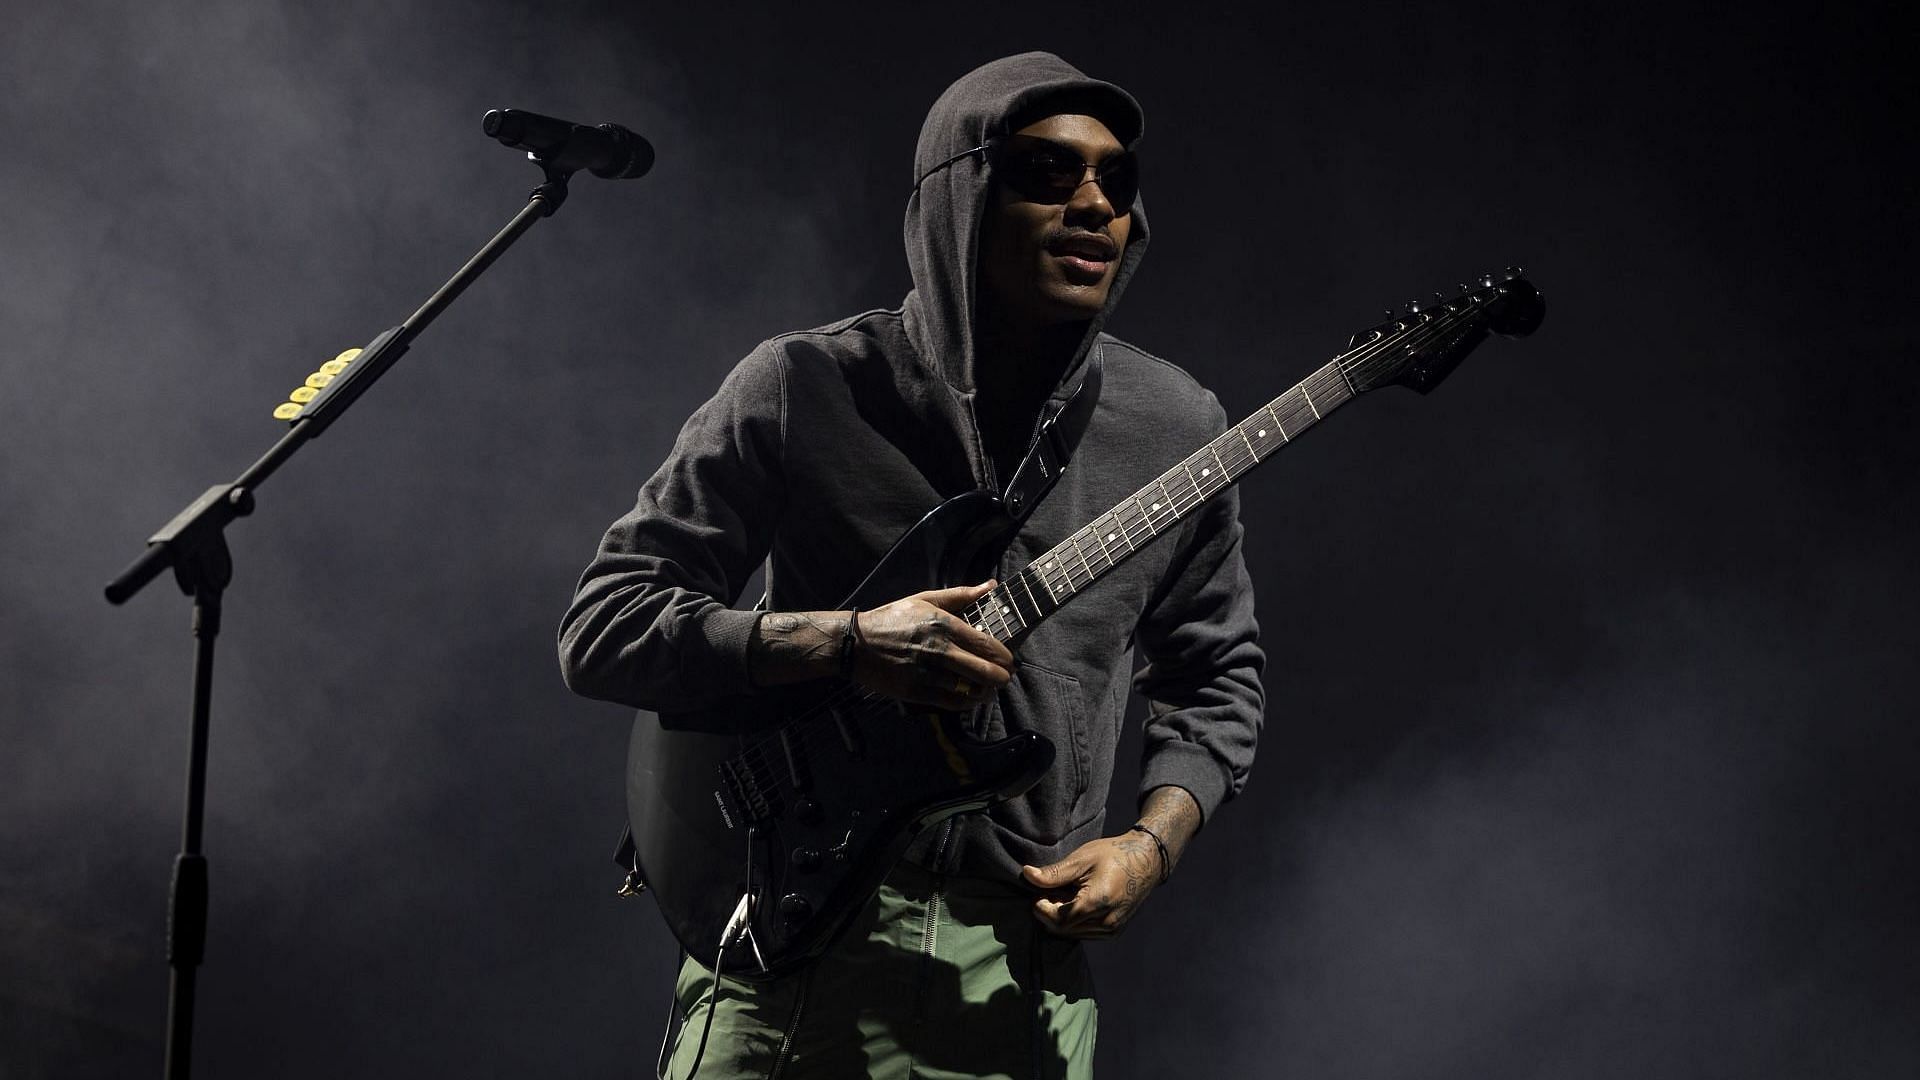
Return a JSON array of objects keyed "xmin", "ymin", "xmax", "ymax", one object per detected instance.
[{"xmin": 1037, "ymin": 278, "xmax": 1113, "ymax": 323}]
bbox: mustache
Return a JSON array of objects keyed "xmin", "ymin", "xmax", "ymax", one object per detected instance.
[{"xmin": 1042, "ymin": 228, "xmax": 1120, "ymax": 258}]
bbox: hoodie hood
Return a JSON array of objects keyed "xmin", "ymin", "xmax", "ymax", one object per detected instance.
[{"xmin": 903, "ymin": 51, "xmax": 1150, "ymax": 394}]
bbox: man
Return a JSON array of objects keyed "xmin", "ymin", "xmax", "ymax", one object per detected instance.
[{"xmin": 560, "ymin": 52, "xmax": 1263, "ymax": 1078}]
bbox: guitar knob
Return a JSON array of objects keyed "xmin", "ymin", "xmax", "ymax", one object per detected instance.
[
  {"xmin": 778, "ymin": 893, "xmax": 813, "ymax": 922},
  {"xmin": 794, "ymin": 797, "xmax": 821, "ymax": 823},
  {"xmin": 792, "ymin": 846, "xmax": 822, "ymax": 870}
]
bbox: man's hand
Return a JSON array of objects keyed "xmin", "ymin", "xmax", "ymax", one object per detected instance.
[
  {"xmin": 1021, "ymin": 830, "xmax": 1163, "ymax": 938},
  {"xmin": 852, "ymin": 581, "xmax": 1014, "ymax": 711},
  {"xmin": 747, "ymin": 581, "xmax": 1014, "ymax": 711},
  {"xmin": 1021, "ymin": 786, "xmax": 1202, "ymax": 939}
]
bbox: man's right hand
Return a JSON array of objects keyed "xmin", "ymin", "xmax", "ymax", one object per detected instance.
[
  {"xmin": 746, "ymin": 581, "xmax": 1015, "ymax": 711},
  {"xmin": 851, "ymin": 581, "xmax": 1015, "ymax": 711}
]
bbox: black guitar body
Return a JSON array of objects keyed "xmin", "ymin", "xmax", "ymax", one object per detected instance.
[{"xmin": 625, "ymin": 490, "xmax": 1056, "ymax": 980}]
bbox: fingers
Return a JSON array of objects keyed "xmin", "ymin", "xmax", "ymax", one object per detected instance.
[
  {"xmin": 1021, "ymin": 858, "xmax": 1083, "ymax": 890},
  {"xmin": 1031, "ymin": 892, "xmax": 1122, "ymax": 938},
  {"xmin": 930, "ymin": 639, "xmax": 1013, "ymax": 692},
  {"xmin": 916, "ymin": 580, "xmax": 998, "ymax": 613},
  {"xmin": 852, "ymin": 582, "xmax": 1021, "ymax": 709},
  {"xmin": 1022, "ymin": 843, "xmax": 1145, "ymax": 939},
  {"xmin": 920, "ymin": 580, "xmax": 1016, "ymax": 670}
]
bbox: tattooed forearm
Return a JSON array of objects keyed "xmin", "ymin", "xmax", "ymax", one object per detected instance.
[
  {"xmin": 748, "ymin": 610, "xmax": 852, "ymax": 686},
  {"xmin": 1136, "ymin": 785, "xmax": 1203, "ymax": 878}
]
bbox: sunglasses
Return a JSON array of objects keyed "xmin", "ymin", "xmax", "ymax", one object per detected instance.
[{"xmin": 914, "ymin": 134, "xmax": 1140, "ymax": 210}]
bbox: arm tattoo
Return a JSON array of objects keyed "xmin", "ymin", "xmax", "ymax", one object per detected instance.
[{"xmin": 749, "ymin": 611, "xmax": 847, "ymax": 685}]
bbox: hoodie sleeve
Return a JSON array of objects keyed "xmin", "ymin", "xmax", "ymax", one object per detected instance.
[
  {"xmin": 557, "ymin": 344, "xmax": 786, "ymax": 712},
  {"xmin": 1130, "ymin": 403, "xmax": 1266, "ymax": 825}
]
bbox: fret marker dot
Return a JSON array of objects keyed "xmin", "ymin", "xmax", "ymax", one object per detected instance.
[
  {"xmin": 1201, "ymin": 467, "xmax": 1211, "ymax": 477},
  {"xmin": 1257, "ymin": 429, "xmax": 1267, "ymax": 437},
  {"xmin": 1152, "ymin": 502, "xmax": 1161, "ymax": 511},
  {"xmin": 1106, "ymin": 532, "xmax": 1116, "ymax": 542}
]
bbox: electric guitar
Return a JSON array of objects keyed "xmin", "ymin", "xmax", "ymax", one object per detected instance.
[{"xmin": 624, "ymin": 270, "xmax": 1545, "ymax": 978}]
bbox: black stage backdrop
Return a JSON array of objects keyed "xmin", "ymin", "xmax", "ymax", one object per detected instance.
[{"xmin": 3, "ymin": 1, "xmax": 1913, "ymax": 1076}]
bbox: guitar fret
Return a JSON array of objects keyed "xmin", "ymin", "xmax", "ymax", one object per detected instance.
[
  {"xmin": 1096, "ymin": 521, "xmax": 1120, "ymax": 559},
  {"xmin": 1154, "ymin": 478, "xmax": 1180, "ymax": 522},
  {"xmin": 1034, "ymin": 559, "xmax": 1061, "ymax": 604},
  {"xmin": 1069, "ymin": 534, "xmax": 1096, "ymax": 584},
  {"xmin": 992, "ymin": 588, "xmax": 1027, "ymax": 636},
  {"xmin": 1301, "ymin": 381, "xmax": 1322, "ymax": 420},
  {"xmin": 1042, "ymin": 555, "xmax": 1072, "ymax": 600},
  {"xmin": 1017, "ymin": 568, "xmax": 1052, "ymax": 618},
  {"xmin": 1001, "ymin": 578, "xmax": 1032, "ymax": 628}
]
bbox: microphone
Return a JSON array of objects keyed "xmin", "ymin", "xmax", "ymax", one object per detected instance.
[{"xmin": 482, "ymin": 109, "xmax": 655, "ymax": 179}]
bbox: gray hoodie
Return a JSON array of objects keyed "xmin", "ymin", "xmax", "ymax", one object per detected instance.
[{"xmin": 560, "ymin": 52, "xmax": 1264, "ymax": 879}]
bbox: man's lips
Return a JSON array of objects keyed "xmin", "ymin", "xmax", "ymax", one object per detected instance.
[
  {"xmin": 1048, "ymin": 234, "xmax": 1118, "ymax": 262},
  {"xmin": 1048, "ymin": 234, "xmax": 1118, "ymax": 279}
]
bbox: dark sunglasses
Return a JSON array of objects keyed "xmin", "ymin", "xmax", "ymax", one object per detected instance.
[{"xmin": 913, "ymin": 134, "xmax": 1140, "ymax": 209}]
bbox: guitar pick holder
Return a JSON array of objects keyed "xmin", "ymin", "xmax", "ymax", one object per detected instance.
[{"xmin": 103, "ymin": 155, "xmax": 583, "ymax": 1080}]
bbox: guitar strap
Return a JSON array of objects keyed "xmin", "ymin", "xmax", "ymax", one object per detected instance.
[{"xmin": 996, "ymin": 349, "xmax": 1105, "ymax": 524}]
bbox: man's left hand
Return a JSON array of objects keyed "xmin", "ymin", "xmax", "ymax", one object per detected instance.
[{"xmin": 1020, "ymin": 830, "xmax": 1162, "ymax": 939}]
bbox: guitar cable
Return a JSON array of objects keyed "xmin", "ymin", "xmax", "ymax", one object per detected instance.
[{"xmin": 670, "ymin": 822, "xmax": 757, "ymax": 1080}]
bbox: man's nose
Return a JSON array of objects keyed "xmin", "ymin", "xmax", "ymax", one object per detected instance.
[{"xmin": 1063, "ymin": 168, "xmax": 1117, "ymax": 223}]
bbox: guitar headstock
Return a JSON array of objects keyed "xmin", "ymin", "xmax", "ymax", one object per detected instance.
[{"xmin": 1340, "ymin": 268, "xmax": 1544, "ymax": 395}]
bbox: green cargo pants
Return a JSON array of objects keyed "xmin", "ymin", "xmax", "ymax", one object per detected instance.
[{"xmin": 662, "ymin": 862, "xmax": 1097, "ymax": 1079}]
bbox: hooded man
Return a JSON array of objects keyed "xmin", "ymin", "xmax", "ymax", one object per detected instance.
[{"xmin": 561, "ymin": 52, "xmax": 1264, "ymax": 1078}]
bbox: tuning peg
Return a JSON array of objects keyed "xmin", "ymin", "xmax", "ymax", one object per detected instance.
[
  {"xmin": 1384, "ymin": 309, "xmax": 1395, "ymax": 319},
  {"xmin": 1405, "ymin": 299, "xmax": 1422, "ymax": 313}
]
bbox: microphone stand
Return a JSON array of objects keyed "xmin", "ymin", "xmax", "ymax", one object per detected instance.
[{"xmin": 104, "ymin": 156, "xmax": 581, "ymax": 1080}]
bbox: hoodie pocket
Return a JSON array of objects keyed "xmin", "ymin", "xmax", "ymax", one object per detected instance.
[{"xmin": 989, "ymin": 661, "xmax": 1091, "ymax": 846}]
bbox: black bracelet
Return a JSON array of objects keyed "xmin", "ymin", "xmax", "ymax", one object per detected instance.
[
  {"xmin": 1129, "ymin": 823, "xmax": 1172, "ymax": 884},
  {"xmin": 837, "ymin": 608, "xmax": 861, "ymax": 678}
]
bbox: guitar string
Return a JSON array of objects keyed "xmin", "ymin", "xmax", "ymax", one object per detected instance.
[
  {"xmin": 717, "ymin": 290, "xmax": 1501, "ymax": 793},
  {"xmin": 1019, "ymin": 290, "xmax": 1493, "ymax": 602},
  {"xmin": 717, "ymin": 290, "xmax": 1497, "ymax": 794},
  {"xmin": 716, "ymin": 290, "xmax": 1498, "ymax": 793}
]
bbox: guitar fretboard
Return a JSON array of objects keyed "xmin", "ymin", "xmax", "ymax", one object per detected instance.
[{"xmin": 965, "ymin": 358, "xmax": 1356, "ymax": 642}]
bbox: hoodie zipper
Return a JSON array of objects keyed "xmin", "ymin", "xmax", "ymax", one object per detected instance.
[
  {"xmin": 912, "ymin": 820, "xmax": 957, "ymax": 1022},
  {"xmin": 767, "ymin": 969, "xmax": 811, "ymax": 1079}
]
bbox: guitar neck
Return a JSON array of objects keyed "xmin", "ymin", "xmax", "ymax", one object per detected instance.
[{"xmin": 965, "ymin": 358, "xmax": 1357, "ymax": 642}]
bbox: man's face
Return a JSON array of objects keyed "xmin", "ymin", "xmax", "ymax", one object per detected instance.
[{"xmin": 976, "ymin": 113, "xmax": 1134, "ymax": 331}]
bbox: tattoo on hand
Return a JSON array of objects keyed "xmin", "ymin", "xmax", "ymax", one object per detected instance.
[{"xmin": 1117, "ymin": 833, "xmax": 1156, "ymax": 909}]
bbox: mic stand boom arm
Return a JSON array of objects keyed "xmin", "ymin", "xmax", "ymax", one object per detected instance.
[{"xmin": 103, "ymin": 158, "xmax": 578, "ymax": 1080}]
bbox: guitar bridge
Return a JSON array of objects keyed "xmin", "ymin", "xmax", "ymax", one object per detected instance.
[{"xmin": 717, "ymin": 751, "xmax": 782, "ymax": 826}]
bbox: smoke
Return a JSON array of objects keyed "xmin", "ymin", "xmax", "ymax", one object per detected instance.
[{"xmin": 3, "ymin": 1, "xmax": 1913, "ymax": 1077}]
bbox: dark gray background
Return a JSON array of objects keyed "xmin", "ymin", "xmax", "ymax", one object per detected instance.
[{"xmin": 4, "ymin": 1, "xmax": 1913, "ymax": 1076}]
